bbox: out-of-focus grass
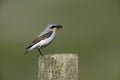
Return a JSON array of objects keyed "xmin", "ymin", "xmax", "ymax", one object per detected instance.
[{"xmin": 0, "ymin": 0, "xmax": 120, "ymax": 80}]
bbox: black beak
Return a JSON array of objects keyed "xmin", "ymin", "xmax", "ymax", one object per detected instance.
[{"xmin": 56, "ymin": 25, "xmax": 62, "ymax": 29}]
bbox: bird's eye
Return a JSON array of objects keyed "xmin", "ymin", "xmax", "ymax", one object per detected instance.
[{"xmin": 50, "ymin": 25, "xmax": 56, "ymax": 29}]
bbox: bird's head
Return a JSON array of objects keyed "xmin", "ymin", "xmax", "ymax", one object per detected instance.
[{"xmin": 48, "ymin": 24, "xmax": 62, "ymax": 31}]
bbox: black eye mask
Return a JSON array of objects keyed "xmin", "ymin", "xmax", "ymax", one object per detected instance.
[{"xmin": 50, "ymin": 25, "xmax": 56, "ymax": 29}]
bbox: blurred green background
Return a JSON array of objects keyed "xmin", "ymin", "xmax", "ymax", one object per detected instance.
[{"xmin": 0, "ymin": 0, "xmax": 120, "ymax": 80}]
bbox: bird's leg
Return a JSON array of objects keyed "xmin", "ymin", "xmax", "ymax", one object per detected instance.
[{"xmin": 37, "ymin": 48, "xmax": 43, "ymax": 56}]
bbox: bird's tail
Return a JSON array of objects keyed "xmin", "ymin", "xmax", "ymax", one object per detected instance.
[
  {"xmin": 24, "ymin": 50, "xmax": 29, "ymax": 55},
  {"xmin": 24, "ymin": 44, "xmax": 34, "ymax": 55},
  {"xmin": 24, "ymin": 47, "xmax": 31, "ymax": 55}
]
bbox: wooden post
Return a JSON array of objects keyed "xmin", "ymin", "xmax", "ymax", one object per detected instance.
[{"xmin": 38, "ymin": 54, "xmax": 78, "ymax": 80}]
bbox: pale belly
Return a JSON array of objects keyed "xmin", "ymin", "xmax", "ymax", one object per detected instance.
[
  {"xmin": 29, "ymin": 32, "xmax": 55, "ymax": 50},
  {"xmin": 39, "ymin": 34, "xmax": 55, "ymax": 47}
]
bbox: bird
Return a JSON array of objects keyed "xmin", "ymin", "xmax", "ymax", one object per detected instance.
[{"xmin": 24, "ymin": 24, "xmax": 62, "ymax": 56}]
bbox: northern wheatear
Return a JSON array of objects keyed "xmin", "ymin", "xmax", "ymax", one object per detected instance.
[{"xmin": 25, "ymin": 24, "xmax": 62, "ymax": 56}]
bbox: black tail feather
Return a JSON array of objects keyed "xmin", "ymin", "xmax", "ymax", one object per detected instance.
[
  {"xmin": 24, "ymin": 50, "xmax": 29, "ymax": 55},
  {"xmin": 26, "ymin": 45, "xmax": 33, "ymax": 50}
]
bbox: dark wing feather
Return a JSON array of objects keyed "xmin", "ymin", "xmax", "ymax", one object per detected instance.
[{"xmin": 26, "ymin": 31, "xmax": 53, "ymax": 49}]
